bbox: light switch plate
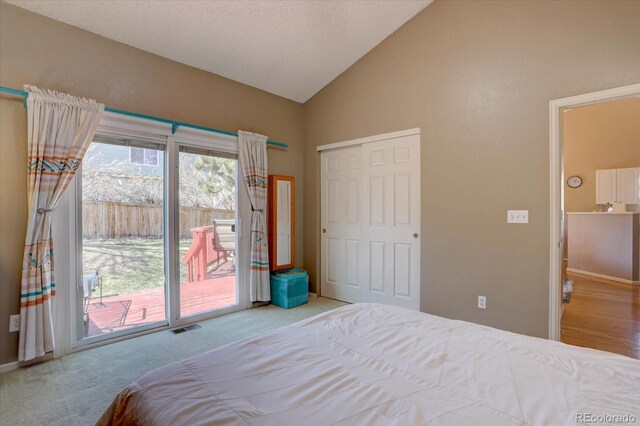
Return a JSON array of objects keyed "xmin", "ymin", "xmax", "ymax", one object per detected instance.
[{"xmin": 507, "ymin": 210, "xmax": 529, "ymax": 224}]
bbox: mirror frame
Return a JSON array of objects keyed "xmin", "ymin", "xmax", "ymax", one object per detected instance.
[{"xmin": 268, "ymin": 175, "xmax": 295, "ymax": 271}]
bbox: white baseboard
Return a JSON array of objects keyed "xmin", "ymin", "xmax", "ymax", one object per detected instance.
[
  {"xmin": 0, "ymin": 351, "xmax": 54, "ymax": 373},
  {"xmin": 566, "ymin": 268, "xmax": 639, "ymax": 285},
  {"xmin": 0, "ymin": 361, "xmax": 19, "ymax": 374},
  {"xmin": 308, "ymin": 292, "xmax": 317, "ymax": 298}
]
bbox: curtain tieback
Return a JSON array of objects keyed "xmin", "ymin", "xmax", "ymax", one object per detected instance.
[
  {"xmin": 251, "ymin": 208, "xmax": 264, "ymax": 213},
  {"xmin": 37, "ymin": 208, "xmax": 54, "ymax": 214}
]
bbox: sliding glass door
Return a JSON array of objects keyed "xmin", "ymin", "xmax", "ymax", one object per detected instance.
[
  {"xmin": 177, "ymin": 146, "xmax": 239, "ymax": 318},
  {"xmin": 73, "ymin": 123, "xmax": 246, "ymax": 347},
  {"xmin": 79, "ymin": 139, "xmax": 167, "ymax": 339}
]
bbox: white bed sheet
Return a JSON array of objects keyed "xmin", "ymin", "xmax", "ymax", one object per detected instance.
[{"xmin": 99, "ymin": 303, "xmax": 640, "ymax": 425}]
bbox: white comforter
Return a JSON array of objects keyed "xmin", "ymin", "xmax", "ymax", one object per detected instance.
[{"xmin": 99, "ymin": 303, "xmax": 640, "ymax": 425}]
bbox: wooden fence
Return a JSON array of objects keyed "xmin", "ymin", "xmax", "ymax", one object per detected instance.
[{"xmin": 82, "ymin": 202, "xmax": 235, "ymax": 239}]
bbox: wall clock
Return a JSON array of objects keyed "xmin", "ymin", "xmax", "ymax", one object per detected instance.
[{"xmin": 567, "ymin": 175, "xmax": 582, "ymax": 188}]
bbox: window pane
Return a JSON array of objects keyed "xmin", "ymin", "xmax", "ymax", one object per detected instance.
[
  {"xmin": 130, "ymin": 147, "xmax": 144, "ymax": 164},
  {"xmin": 144, "ymin": 149, "xmax": 158, "ymax": 166},
  {"xmin": 82, "ymin": 141, "xmax": 166, "ymax": 338},
  {"xmin": 178, "ymin": 151, "xmax": 237, "ymax": 317}
]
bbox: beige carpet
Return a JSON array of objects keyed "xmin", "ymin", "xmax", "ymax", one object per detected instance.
[{"xmin": 0, "ymin": 297, "xmax": 345, "ymax": 426}]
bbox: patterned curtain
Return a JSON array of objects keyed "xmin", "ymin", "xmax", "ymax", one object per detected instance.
[
  {"xmin": 238, "ymin": 131, "xmax": 270, "ymax": 302},
  {"xmin": 19, "ymin": 86, "xmax": 104, "ymax": 361}
]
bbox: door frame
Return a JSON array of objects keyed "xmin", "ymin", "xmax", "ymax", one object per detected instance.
[
  {"xmin": 317, "ymin": 128, "xmax": 421, "ymax": 305},
  {"xmin": 548, "ymin": 83, "xmax": 640, "ymax": 341}
]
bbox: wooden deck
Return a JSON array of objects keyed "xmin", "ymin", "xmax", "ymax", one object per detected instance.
[{"xmin": 86, "ymin": 263, "xmax": 236, "ymax": 337}]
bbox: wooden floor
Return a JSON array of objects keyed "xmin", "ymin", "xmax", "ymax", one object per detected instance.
[
  {"xmin": 561, "ymin": 272, "xmax": 640, "ymax": 359},
  {"xmin": 86, "ymin": 262, "xmax": 236, "ymax": 336}
]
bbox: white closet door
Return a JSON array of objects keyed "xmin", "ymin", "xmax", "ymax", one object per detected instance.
[
  {"xmin": 362, "ymin": 134, "xmax": 421, "ymax": 310},
  {"xmin": 320, "ymin": 146, "xmax": 363, "ymax": 302},
  {"xmin": 320, "ymin": 132, "xmax": 420, "ymax": 310}
]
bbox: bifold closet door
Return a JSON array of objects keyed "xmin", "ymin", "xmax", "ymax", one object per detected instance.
[{"xmin": 320, "ymin": 133, "xmax": 420, "ymax": 310}]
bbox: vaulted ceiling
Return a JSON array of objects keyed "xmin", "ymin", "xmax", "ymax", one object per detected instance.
[{"xmin": 8, "ymin": 0, "xmax": 432, "ymax": 103}]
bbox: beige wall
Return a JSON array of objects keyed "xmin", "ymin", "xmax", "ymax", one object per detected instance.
[
  {"xmin": 303, "ymin": 0, "xmax": 640, "ymax": 338},
  {"xmin": 564, "ymin": 97, "xmax": 640, "ymax": 213},
  {"xmin": 0, "ymin": 3, "xmax": 304, "ymax": 365}
]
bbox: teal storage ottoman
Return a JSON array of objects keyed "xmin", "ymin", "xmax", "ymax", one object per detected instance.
[{"xmin": 270, "ymin": 269, "xmax": 308, "ymax": 309}]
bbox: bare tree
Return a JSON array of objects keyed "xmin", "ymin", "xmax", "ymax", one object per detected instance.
[
  {"xmin": 82, "ymin": 145, "xmax": 163, "ymax": 204},
  {"xmin": 83, "ymin": 170, "xmax": 163, "ymax": 205},
  {"xmin": 82, "ymin": 145, "xmax": 236, "ymax": 209}
]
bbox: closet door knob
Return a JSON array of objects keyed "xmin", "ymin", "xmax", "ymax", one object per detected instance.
[
  {"xmin": 413, "ymin": 233, "xmax": 419, "ymax": 238},
  {"xmin": 322, "ymin": 228, "xmax": 327, "ymax": 233}
]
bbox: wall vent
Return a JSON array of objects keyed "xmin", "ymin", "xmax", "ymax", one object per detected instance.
[{"xmin": 172, "ymin": 324, "xmax": 201, "ymax": 334}]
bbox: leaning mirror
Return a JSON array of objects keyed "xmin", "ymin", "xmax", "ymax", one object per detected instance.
[{"xmin": 268, "ymin": 175, "xmax": 295, "ymax": 271}]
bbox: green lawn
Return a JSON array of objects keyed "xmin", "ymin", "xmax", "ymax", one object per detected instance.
[{"xmin": 82, "ymin": 238, "xmax": 192, "ymax": 296}]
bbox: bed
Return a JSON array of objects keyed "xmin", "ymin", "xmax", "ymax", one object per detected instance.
[{"xmin": 99, "ymin": 303, "xmax": 640, "ymax": 425}]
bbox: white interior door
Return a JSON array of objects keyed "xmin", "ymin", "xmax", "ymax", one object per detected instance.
[{"xmin": 320, "ymin": 131, "xmax": 420, "ymax": 310}]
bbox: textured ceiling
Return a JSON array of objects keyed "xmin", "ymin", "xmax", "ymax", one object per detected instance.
[{"xmin": 8, "ymin": 0, "xmax": 432, "ymax": 103}]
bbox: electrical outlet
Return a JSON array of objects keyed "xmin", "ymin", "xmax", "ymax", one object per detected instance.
[
  {"xmin": 9, "ymin": 314, "xmax": 20, "ymax": 332},
  {"xmin": 507, "ymin": 210, "xmax": 529, "ymax": 224},
  {"xmin": 477, "ymin": 296, "xmax": 487, "ymax": 310}
]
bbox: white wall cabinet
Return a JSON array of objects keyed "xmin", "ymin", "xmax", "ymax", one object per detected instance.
[
  {"xmin": 596, "ymin": 167, "xmax": 640, "ymax": 205},
  {"xmin": 617, "ymin": 168, "xmax": 640, "ymax": 204},
  {"xmin": 595, "ymin": 169, "xmax": 617, "ymax": 204}
]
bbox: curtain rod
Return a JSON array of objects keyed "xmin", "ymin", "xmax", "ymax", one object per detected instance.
[{"xmin": 0, "ymin": 85, "xmax": 288, "ymax": 148}]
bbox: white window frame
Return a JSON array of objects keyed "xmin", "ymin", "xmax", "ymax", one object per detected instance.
[
  {"xmin": 52, "ymin": 111, "xmax": 250, "ymax": 356},
  {"xmin": 129, "ymin": 146, "xmax": 160, "ymax": 166}
]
